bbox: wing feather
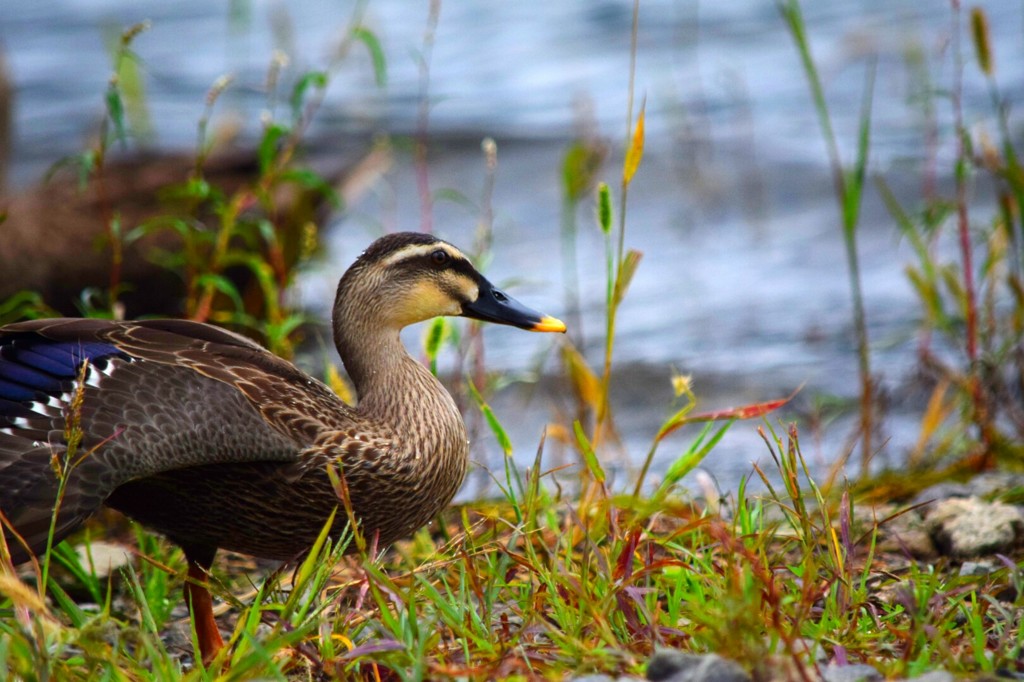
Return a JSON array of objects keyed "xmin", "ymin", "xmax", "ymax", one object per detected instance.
[{"xmin": 0, "ymin": 318, "xmax": 360, "ymax": 561}]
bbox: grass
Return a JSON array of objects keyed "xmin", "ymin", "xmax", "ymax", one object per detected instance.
[
  {"xmin": 2, "ymin": 1, "xmax": 1024, "ymax": 680},
  {"xmin": 4, "ymin": 434, "xmax": 1021, "ymax": 679}
]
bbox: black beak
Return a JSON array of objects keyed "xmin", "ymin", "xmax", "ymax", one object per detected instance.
[{"xmin": 462, "ymin": 277, "xmax": 566, "ymax": 333}]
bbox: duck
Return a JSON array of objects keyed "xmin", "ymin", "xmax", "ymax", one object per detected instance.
[{"xmin": 0, "ymin": 231, "xmax": 565, "ymax": 663}]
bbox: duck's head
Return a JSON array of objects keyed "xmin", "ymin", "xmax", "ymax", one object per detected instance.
[{"xmin": 335, "ymin": 232, "xmax": 566, "ymax": 334}]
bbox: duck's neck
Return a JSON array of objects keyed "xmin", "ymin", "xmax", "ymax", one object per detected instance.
[
  {"xmin": 333, "ymin": 318, "xmax": 469, "ymax": 539},
  {"xmin": 335, "ymin": 320, "xmax": 465, "ymax": 446}
]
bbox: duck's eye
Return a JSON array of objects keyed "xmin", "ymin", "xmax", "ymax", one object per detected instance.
[{"xmin": 430, "ymin": 249, "xmax": 450, "ymax": 266}]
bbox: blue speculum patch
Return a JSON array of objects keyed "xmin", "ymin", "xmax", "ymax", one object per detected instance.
[{"xmin": 0, "ymin": 338, "xmax": 128, "ymax": 418}]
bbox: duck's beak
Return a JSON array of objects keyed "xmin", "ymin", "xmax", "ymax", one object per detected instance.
[{"xmin": 462, "ymin": 277, "xmax": 566, "ymax": 333}]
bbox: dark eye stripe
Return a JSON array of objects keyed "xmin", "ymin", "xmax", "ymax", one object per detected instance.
[{"xmin": 391, "ymin": 252, "xmax": 478, "ymax": 280}]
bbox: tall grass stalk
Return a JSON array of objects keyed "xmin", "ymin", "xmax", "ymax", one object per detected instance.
[
  {"xmin": 950, "ymin": 0, "xmax": 995, "ymax": 462},
  {"xmin": 595, "ymin": 0, "xmax": 645, "ymax": 449},
  {"xmin": 779, "ymin": 0, "xmax": 877, "ymax": 475}
]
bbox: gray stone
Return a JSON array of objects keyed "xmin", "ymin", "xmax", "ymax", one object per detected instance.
[
  {"xmin": 789, "ymin": 637, "xmax": 828, "ymax": 664},
  {"xmin": 913, "ymin": 473, "xmax": 1024, "ymax": 511},
  {"xmin": 822, "ymin": 663, "xmax": 884, "ymax": 682},
  {"xmin": 965, "ymin": 472, "xmax": 1024, "ymax": 498},
  {"xmin": 911, "ymin": 483, "xmax": 973, "ymax": 510},
  {"xmin": 646, "ymin": 650, "xmax": 749, "ymax": 682},
  {"xmin": 958, "ymin": 560, "xmax": 996, "ymax": 577},
  {"xmin": 877, "ymin": 509, "xmax": 937, "ymax": 558},
  {"xmin": 926, "ymin": 496, "xmax": 1024, "ymax": 557}
]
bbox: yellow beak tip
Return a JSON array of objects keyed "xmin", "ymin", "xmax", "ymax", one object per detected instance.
[{"xmin": 532, "ymin": 316, "xmax": 567, "ymax": 333}]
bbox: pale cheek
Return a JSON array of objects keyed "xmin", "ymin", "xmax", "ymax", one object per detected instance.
[
  {"xmin": 395, "ymin": 283, "xmax": 462, "ymax": 324},
  {"xmin": 416, "ymin": 299, "xmax": 461, "ymax": 318}
]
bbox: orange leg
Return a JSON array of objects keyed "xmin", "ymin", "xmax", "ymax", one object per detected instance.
[{"xmin": 185, "ymin": 560, "xmax": 224, "ymax": 665}]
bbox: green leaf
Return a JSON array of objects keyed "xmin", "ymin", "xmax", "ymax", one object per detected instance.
[
  {"xmin": 352, "ymin": 26, "xmax": 388, "ymax": 87},
  {"xmin": 842, "ymin": 58, "xmax": 876, "ymax": 239},
  {"xmin": 613, "ymin": 248, "xmax": 643, "ymax": 306},
  {"xmin": 115, "ymin": 48, "xmax": 152, "ymax": 141},
  {"xmin": 292, "ymin": 507, "xmax": 336, "ymax": 608},
  {"xmin": 193, "ymin": 274, "xmax": 245, "ymax": 312},
  {"xmin": 44, "ymin": 576, "xmax": 87, "ymax": 628},
  {"xmin": 424, "ymin": 317, "xmax": 447, "ymax": 375},
  {"xmin": 258, "ymin": 122, "xmax": 290, "ymax": 174},
  {"xmin": 105, "ymin": 86, "xmax": 127, "ymax": 145},
  {"xmin": 220, "ymin": 253, "xmax": 278, "ymax": 304},
  {"xmin": 0, "ymin": 290, "xmax": 55, "ymax": 324},
  {"xmin": 255, "ymin": 217, "xmax": 278, "ymax": 247},
  {"xmin": 655, "ymin": 420, "xmax": 732, "ymax": 498},
  {"xmin": 433, "ymin": 187, "xmax": 475, "ymax": 210},
  {"xmin": 467, "ymin": 379, "xmax": 513, "ymax": 457},
  {"xmin": 291, "ymin": 70, "xmax": 329, "ymax": 121},
  {"xmin": 183, "ymin": 177, "xmax": 212, "ymax": 201},
  {"xmin": 562, "ymin": 141, "xmax": 604, "ymax": 203},
  {"xmin": 263, "ymin": 314, "xmax": 309, "ymax": 350},
  {"xmin": 573, "ymin": 420, "xmax": 605, "ymax": 483},
  {"xmin": 280, "ymin": 168, "xmax": 342, "ymax": 208}
]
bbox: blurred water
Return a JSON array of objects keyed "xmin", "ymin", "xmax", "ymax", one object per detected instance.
[
  {"xmin": 7, "ymin": 1, "xmax": 1022, "ymax": 173},
  {"xmin": 2, "ymin": 0, "xmax": 1019, "ymax": 489}
]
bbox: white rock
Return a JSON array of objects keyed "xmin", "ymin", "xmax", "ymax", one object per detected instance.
[
  {"xmin": 75, "ymin": 540, "xmax": 133, "ymax": 578},
  {"xmin": 926, "ymin": 496, "xmax": 1024, "ymax": 558}
]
